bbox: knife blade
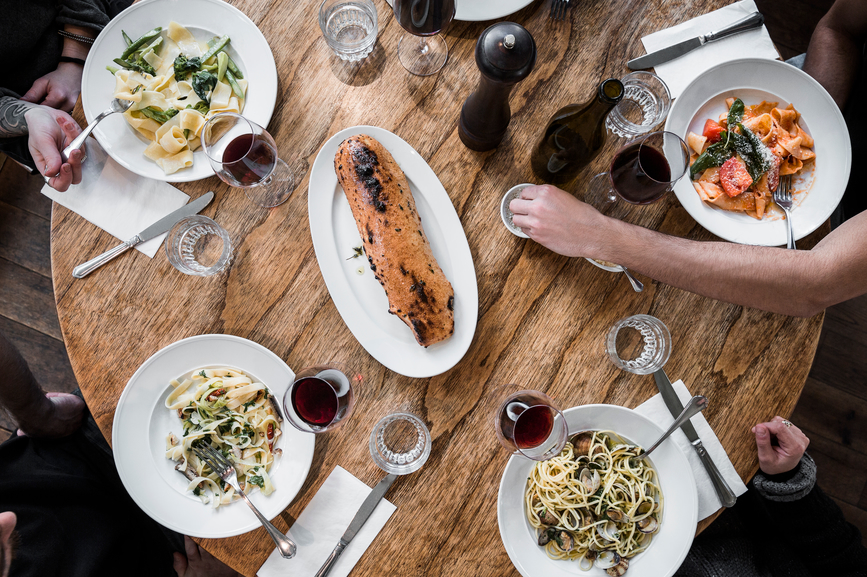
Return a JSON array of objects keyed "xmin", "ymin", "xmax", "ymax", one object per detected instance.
[
  {"xmin": 628, "ymin": 11, "xmax": 764, "ymax": 70},
  {"xmin": 315, "ymin": 472, "xmax": 397, "ymax": 577},
  {"xmin": 72, "ymin": 191, "xmax": 215, "ymax": 279},
  {"xmin": 653, "ymin": 369, "xmax": 737, "ymax": 508}
]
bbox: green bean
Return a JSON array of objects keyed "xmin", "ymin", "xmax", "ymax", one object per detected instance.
[
  {"xmin": 121, "ymin": 30, "xmax": 133, "ymax": 47},
  {"xmin": 216, "ymin": 52, "xmax": 228, "ymax": 82},
  {"xmin": 113, "ymin": 57, "xmax": 154, "ymax": 76},
  {"xmin": 223, "ymin": 51, "xmax": 243, "ymax": 79},
  {"xmin": 224, "ymin": 69, "xmax": 245, "ymax": 100},
  {"xmin": 121, "ymin": 27, "xmax": 162, "ymax": 60},
  {"xmin": 201, "ymin": 35, "xmax": 230, "ymax": 64},
  {"xmin": 106, "ymin": 65, "xmax": 120, "ymax": 75}
]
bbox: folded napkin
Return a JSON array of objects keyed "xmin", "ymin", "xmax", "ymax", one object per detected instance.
[
  {"xmin": 640, "ymin": 0, "xmax": 779, "ymax": 99},
  {"xmin": 258, "ymin": 466, "xmax": 396, "ymax": 577},
  {"xmin": 634, "ymin": 379, "xmax": 748, "ymax": 520},
  {"xmin": 40, "ymin": 138, "xmax": 189, "ymax": 257}
]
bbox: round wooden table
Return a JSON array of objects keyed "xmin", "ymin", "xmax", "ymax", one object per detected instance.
[{"xmin": 52, "ymin": 0, "xmax": 825, "ymax": 574}]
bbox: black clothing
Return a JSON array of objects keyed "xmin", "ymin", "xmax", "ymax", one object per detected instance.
[
  {"xmin": 677, "ymin": 456, "xmax": 867, "ymax": 577},
  {"xmin": 0, "ymin": 393, "xmax": 179, "ymax": 577}
]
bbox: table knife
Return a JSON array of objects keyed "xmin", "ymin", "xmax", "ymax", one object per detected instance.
[
  {"xmin": 653, "ymin": 369, "xmax": 737, "ymax": 508},
  {"xmin": 72, "ymin": 191, "xmax": 215, "ymax": 279},
  {"xmin": 315, "ymin": 472, "xmax": 397, "ymax": 577},
  {"xmin": 628, "ymin": 11, "xmax": 764, "ymax": 70}
]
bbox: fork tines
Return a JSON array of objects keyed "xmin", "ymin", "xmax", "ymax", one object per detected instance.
[
  {"xmin": 192, "ymin": 445, "xmax": 231, "ymax": 476},
  {"xmin": 549, "ymin": 0, "xmax": 570, "ymax": 20}
]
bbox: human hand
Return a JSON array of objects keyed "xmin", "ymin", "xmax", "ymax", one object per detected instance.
[
  {"xmin": 509, "ymin": 184, "xmax": 608, "ymax": 258},
  {"xmin": 173, "ymin": 536, "xmax": 242, "ymax": 577},
  {"xmin": 752, "ymin": 416, "xmax": 810, "ymax": 476},
  {"xmin": 23, "ymin": 106, "xmax": 84, "ymax": 192},
  {"xmin": 20, "ymin": 62, "xmax": 83, "ymax": 113}
]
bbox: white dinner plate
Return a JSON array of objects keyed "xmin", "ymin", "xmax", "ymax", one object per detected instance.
[
  {"xmin": 665, "ymin": 58, "xmax": 851, "ymax": 246},
  {"xmin": 308, "ymin": 126, "xmax": 478, "ymax": 378},
  {"xmin": 81, "ymin": 0, "xmax": 278, "ymax": 182},
  {"xmin": 497, "ymin": 404, "xmax": 698, "ymax": 577},
  {"xmin": 384, "ymin": 0, "xmax": 536, "ymax": 22},
  {"xmin": 112, "ymin": 334, "xmax": 314, "ymax": 538}
]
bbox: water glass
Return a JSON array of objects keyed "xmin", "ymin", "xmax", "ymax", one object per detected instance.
[
  {"xmin": 606, "ymin": 314, "xmax": 671, "ymax": 374},
  {"xmin": 606, "ymin": 72, "xmax": 672, "ymax": 139},
  {"xmin": 165, "ymin": 215, "xmax": 232, "ymax": 276},
  {"xmin": 319, "ymin": 0, "xmax": 378, "ymax": 61},
  {"xmin": 369, "ymin": 412, "xmax": 431, "ymax": 475}
]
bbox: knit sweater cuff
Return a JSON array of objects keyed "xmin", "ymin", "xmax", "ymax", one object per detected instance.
[{"xmin": 752, "ymin": 453, "xmax": 817, "ymax": 502}]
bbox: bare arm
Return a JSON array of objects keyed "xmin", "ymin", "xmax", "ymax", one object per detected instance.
[
  {"xmin": 803, "ymin": 0, "xmax": 867, "ymax": 110},
  {"xmin": 510, "ymin": 186, "xmax": 867, "ymax": 317}
]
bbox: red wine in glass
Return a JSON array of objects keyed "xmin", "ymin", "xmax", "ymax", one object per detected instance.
[
  {"xmin": 609, "ymin": 142, "xmax": 671, "ymax": 204},
  {"xmin": 513, "ymin": 405, "xmax": 555, "ymax": 450},
  {"xmin": 394, "ymin": 0, "xmax": 456, "ymax": 35},
  {"xmin": 290, "ymin": 377, "xmax": 338, "ymax": 426},
  {"xmin": 221, "ymin": 133, "xmax": 278, "ymax": 186}
]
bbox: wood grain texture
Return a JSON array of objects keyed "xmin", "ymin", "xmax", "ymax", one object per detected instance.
[{"xmin": 49, "ymin": 1, "xmax": 825, "ymax": 574}]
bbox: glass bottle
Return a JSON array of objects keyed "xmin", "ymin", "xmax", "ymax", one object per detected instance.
[{"xmin": 530, "ymin": 78, "xmax": 625, "ymax": 184}]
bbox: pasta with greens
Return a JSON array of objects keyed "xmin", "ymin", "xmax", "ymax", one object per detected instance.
[
  {"xmin": 165, "ymin": 367, "xmax": 282, "ymax": 508},
  {"xmin": 525, "ymin": 431, "xmax": 662, "ymax": 576}
]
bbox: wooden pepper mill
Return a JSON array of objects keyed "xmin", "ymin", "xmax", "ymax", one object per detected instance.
[{"xmin": 459, "ymin": 22, "xmax": 537, "ymax": 151}]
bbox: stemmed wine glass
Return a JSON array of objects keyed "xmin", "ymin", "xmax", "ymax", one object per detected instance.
[
  {"xmin": 392, "ymin": 0, "xmax": 456, "ymax": 76},
  {"xmin": 586, "ymin": 130, "xmax": 690, "ymax": 210},
  {"xmin": 201, "ymin": 112, "xmax": 296, "ymax": 208},
  {"xmin": 282, "ymin": 363, "xmax": 361, "ymax": 433},
  {"xmin": 491, "ymin": 385, "xmax": 568, "ymax": 461}
]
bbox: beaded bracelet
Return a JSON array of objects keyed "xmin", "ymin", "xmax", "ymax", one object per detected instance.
[{"xmin": 58, "ymin": 30, "xmax": 95, "ymax": 45}]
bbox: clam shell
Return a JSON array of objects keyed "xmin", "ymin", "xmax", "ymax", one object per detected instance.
[{"xmin": 594, "ymin": 550, "xmax": 621, "ymax": 570}]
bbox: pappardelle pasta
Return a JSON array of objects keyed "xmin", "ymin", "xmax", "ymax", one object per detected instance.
[
  {"xmin": 108, "ymin": 23, "xmax": 248, "ymax": 175},
  {"xmin": 165, "ymin": 367, "xmax": 282, "ymax": 508},
  {"xmin": 687, "ymin": 97, "xmax": 815, "ymax": 220},
  {"xmin": 526, "ymin": 431, "xmax": 662, "ymax": 575}
]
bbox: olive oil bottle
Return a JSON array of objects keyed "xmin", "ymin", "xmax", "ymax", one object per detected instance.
[{"xmin": 530, "ymin": 78, "xmax": 624, "ymax": 184}]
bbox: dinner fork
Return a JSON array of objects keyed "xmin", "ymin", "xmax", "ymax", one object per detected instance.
[
  {"xmin": 632, "ymin": 395, "xmax": 708, "ymax": 464},
  {"xmin": 193, "ymin": 446, "xmax": 297, "ymax": 559},
  {"xmin": 773, "ymin": 174, "xmax": 796, "ymax": 250},
  {"xmin": 549, "ymin": 0, "xmax": 570, "ymax": 20}
]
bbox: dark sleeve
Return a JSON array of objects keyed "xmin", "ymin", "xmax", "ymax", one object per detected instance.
[
  {"xmin": 57, "ymin": 0, "xmax": 113, "ymax": 31},
  {"xmin": 754, "ymin": 455, "xmax": 867, "ymax": 577}
]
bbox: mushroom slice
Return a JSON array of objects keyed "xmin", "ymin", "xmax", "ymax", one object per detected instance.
[
  {"xmin": 579, "ymin": 468, "xmax": 601, "ymax": 493},
  {"xmin": 606, "ymin": 558, "xmax": 629, "ymax": 576},
  {"xmin": 595, "ymin": 550, "xmax": 621, "ymax": 569},
  {"xmin": 637, "ymin": 516, "xmax": 659, "ymax": 534}
]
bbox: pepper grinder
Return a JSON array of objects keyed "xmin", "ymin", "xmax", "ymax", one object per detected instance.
[{"xmin": 459, "ymin": 22, "xmax": 537, "ymax": 151}]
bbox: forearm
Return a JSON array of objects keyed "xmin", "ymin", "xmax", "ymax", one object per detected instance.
[
  {"xmin": 803, "ymin": 24, "xmax": 862, "ymax": 110},
  {"xmin": 595, "ymin": 218, "xmax": 840, "ymax": 317},
  {"xmin": 61, "ymin": 24, "xmax": 96, "ymax": 61},
  {"xmin": 0, "ymin": 97, "xmax": 37, "ymax": 137}
]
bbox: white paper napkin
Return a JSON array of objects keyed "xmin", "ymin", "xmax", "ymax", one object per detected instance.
[
  {"xmin": 40, "ymin": 137, "xmax": 189, "ymax": 257},
  {"xmin": 640, "ymin": 0, "xmax": 779, "ymax": 99},
  {"xmin": 634, "ymin": 379, "xmax": 748, "ymax": 520},
  {"xmin": 258, "ymin": 466, "xmax": 396, "ymax": 577}
]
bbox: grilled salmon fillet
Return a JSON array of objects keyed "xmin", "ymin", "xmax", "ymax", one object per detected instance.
[{"xmin": 334, "ymin": 134, "xmax": 454, "ymax": 347}]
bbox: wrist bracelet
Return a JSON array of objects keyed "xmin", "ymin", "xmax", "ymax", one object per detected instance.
[
  {"xmin": 59, "ymin": 56, "xmax": 87, "ymax": 67},
  {"xmin": 58, "ymin": 30, "xmax": 95, "ymax": 46}
]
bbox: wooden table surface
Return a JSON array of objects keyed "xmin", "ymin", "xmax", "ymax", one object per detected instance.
[{"xmin": 51, "ymin": 0, "xmax": 826, "ymax": 574}]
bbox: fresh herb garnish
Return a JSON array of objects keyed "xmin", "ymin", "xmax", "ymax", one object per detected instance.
[{"xmin": 345, "ymin": 246, "xmax": 364, "ymax": 260}]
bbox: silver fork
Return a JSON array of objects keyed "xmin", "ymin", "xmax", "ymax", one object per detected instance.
[
  {"xmin": 193, "ymin": 446, "xmax": 297, "ymax": 559},
  {"xmin": 773, "ymin": 174, "xmax": 795, "ymax": 250},
  {"xmin": 549, "ymin": 0, "xmax": 570, "ymax": 20}
]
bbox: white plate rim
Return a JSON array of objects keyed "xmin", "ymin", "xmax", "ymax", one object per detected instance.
[
  {"xmin": 81, "ymin": 0, "xmax": 278, "ymax": 183},
  {"xmin": 496, "ymin": 404, "xmax": 699, "ymax": 577},
  {"xmin": 112, "ymin": 333, "xmax": 314, "ymax": 538},
  {"xmin": 665, "ymin": 57, "xmax": 852, "ymax": 246},
  {"xmin": 307, "ymin": 125, "xmax": 478, "ymax": 378}
]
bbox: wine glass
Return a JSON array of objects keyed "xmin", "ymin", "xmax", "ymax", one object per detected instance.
[
  {"xmin": 201, "ymin": 112, "xmax": 295, "ymax": 208},
  {"xmin": 392, "ymin": 0, "xmax": 456, "ymax": 76},
  {"xmin": 492, "ymin": 385, "xmax": 568, "ymax": 461},
  {"xmin": 282, "ymin": 363, "xmax": 361, "ymax": 433},
  {"xmin": 585, "ymin": 130, "xmax": 690, "ymax": 210}
]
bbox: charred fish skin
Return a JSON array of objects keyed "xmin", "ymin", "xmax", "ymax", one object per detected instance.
[{"xmin": 335, "ymin": 135, "xmax": 455, "ymax": 347}]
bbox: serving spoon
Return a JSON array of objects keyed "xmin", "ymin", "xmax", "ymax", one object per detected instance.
[{"xmin": 60, "ymin": 98, "xmax": 133, "ymax": 163}]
